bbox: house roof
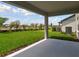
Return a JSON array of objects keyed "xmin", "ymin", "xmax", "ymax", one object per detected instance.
[
  {"xmin": 59, "ymin": 14, "xmax": 75, "ymax": 23},
  {"xmin": 4, "ymin": 1, "xmax": 79, "ymax": 16}
]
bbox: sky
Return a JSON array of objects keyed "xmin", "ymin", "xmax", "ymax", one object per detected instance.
[{"xmin": 0, "ymin": 2, "xmax": 73, "ymax": 25}]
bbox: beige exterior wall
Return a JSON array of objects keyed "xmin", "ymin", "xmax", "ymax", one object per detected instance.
[{"xmin": 61, "ymin": 15, "xmax": 76, "ymax": 32}]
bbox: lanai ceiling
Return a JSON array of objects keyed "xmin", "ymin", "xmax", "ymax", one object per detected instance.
[{"xmin": 4, "ymin": 1, "xmax": 79, "ymax": 16}]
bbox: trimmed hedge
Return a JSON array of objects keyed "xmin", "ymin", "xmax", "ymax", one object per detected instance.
[{"xmin": 48, "ymin": 31, "xmax": 78, "ymax": 42}]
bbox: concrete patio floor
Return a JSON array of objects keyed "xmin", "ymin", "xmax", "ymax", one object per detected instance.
[{"xmin": 14, "ymin": 39, "xmax": 79, "ymax": 57}]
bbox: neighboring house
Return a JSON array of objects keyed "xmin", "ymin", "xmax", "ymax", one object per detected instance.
[{"xmin": 59, "ymin": 14, "xmax": 79, "ymax": 34}]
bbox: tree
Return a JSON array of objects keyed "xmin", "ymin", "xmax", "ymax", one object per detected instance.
[
  {"xmin": 22, "ymin": 25, "xmax": 26, "ymax": 30},
  {"xmin": 9, "ymin": 20, "xmax": 20, "ymax": 31},
  {"xmin": 34, "ymin": 24, "xmax": 38, "ymax": 30},
  {"xmin": 0, "ymin": 17, "xmax": 8, "ymax": 27},
  {"xmin": 14, "ymin": 20, "xmax": 20, "ymax": 29},
  {"xmin": 30, "ymin": 23, "xmax": 34, "ymax": 30},
  {"xmin": 39, "ymin": 24, "xmax": 43, "ymax": 30},
  {"xmin": 51, "ymin": 25, "xmax": 57, "ymax": 31},
  {"xmin": 9, "ymin": 21, "xmax": 16, "ymax": 31},
  {"xmin": 50, "ymin": 23, "xmax": 53, "ymax": 31}
]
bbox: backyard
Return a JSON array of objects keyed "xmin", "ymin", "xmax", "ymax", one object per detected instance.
[
  {"xmin": 0, "ymin": 11, "xmax": 77, "ymax": 56},
  {"xmin": 0, "ymin": 29, "xmax": 77, "ymax": 56},
  {"xmin": 0, "ymin": 30, "xmax": 44, "ymax": 56}
]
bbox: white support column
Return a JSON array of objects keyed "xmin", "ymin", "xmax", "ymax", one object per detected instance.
[
  {"xmin": 44, "ymin": 15, "xmax": 48, "ymax": 40},
  {"xmin": 75, "ymin": 14, "xmax": 79, "ymax": 40}
]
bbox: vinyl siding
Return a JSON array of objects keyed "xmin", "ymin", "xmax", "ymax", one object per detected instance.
[{"xmin": 61, "ymin": 15, "xmax": 76, "ymax": 32}]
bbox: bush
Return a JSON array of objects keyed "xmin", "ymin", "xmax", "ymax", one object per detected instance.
[
  {"xmin": 48, "ymin": 31, "xmax": 77, "ymax": 42},
  {"xmin": 71, "ymin": 32, "xmax": 76, "ymax": 36},
  {"xmin": 61, "ymin": 32, "xmax": 66, "ymax": 34}
]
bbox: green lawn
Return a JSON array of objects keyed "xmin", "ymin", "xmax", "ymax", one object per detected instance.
[
  {"xmin": 48, "ymin": 31, "xmax": 76, "ymax": 41},
  {"xmin": 0, "ymin": 30, "xmax": 44, "ymax": 56},
  {"xmin": 0, "ymin": 30, "xmax": 77, "ymax": 56}
]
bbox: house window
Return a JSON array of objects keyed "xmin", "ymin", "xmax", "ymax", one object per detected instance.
[{"xmin": 65, "ymin": 27, "xmax": 72, "ymax": 34}]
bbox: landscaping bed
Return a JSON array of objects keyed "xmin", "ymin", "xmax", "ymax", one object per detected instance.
[{"xmin": 48, "ymin": 31, "xmax": 78, "ymax": 42}]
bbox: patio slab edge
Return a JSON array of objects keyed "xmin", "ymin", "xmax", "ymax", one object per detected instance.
[{"xmin": 6, "ymin": 39, "xmax": 46, "ymax": 57}]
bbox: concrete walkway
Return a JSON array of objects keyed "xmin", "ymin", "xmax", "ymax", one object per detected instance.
[{"xmin": 14, "ymin": 39, "xmax": 79, "ymax": 57}]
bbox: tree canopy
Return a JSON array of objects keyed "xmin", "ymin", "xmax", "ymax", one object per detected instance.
[{"xmin": 0, "ymin": 17, "xmax": 8, "ymax": 26}]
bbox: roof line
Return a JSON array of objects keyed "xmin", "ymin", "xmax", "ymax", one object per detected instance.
[{"xmin": 59, "ymin": 14, "xmax": 75, "ymax": 23}]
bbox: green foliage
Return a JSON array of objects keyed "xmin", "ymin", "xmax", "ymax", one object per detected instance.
[
  {"xmin": 0, "ymin": 29, "xmax": 77, "ymax": 56},
  {"xmin": 39, "ymin": 24, "xmax": 43, "ymax": 30},
  {"xmin": 0, "ymin": 17, "xmax": 7, "ymax": 26},
  {"xmin": 50, "ymin": 23, "xmax": 53, "ymax": 27},
  {"xmin": 9, "ymin": 20, "xmax": 20, "ymax": 31},
  {"xmin": 34, "ymin": 24, "xmax": 38, "ymax": 30},
  {"xmin": 48, "ymin": 31, "xmax": 76, "ymax": 41},
  {"xmin": 30, "ymin": 23, "xmax": 34, "ymax": 30},
  {"xmin": 51, "ymin": 26, "xmax": 56, "ymax": 31},
  {"xmin": 22, "ymin": 25, "xmax": 26, "ymax": 30}
]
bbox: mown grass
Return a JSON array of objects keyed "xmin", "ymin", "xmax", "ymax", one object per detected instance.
[
  {"xmin": 0, "ymin": 30, "xmax": 44, "ymax": 56},
  {"xmin": 48, "ymin": 31, "xmax": 77, "ymax": 41},
  {"xmin": 0, "ymin": 30, "xmax": 77, "ymax": 56}
]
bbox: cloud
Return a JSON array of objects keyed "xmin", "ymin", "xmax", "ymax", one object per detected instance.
[
  {"xmin": 11, "ymin": 7, "xmax": 35, "ymax": 16},
  {"xmin": 0, "ymin": 4, "xmax": 11, "ymax": 12},
  {"xmin": 17, "ymin": 8, "xmax": 35, "ymax": 16},
  {"xmin": 0, "ymin": 2, "xmax": 38, "ymax": 16},
  {"xmin": 12, "ymin": 8, "xmax": 19, "ymax": 13},
  {"xmin": 0, "ymin": 3, "xmax": 33, "ymax": 16}
]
